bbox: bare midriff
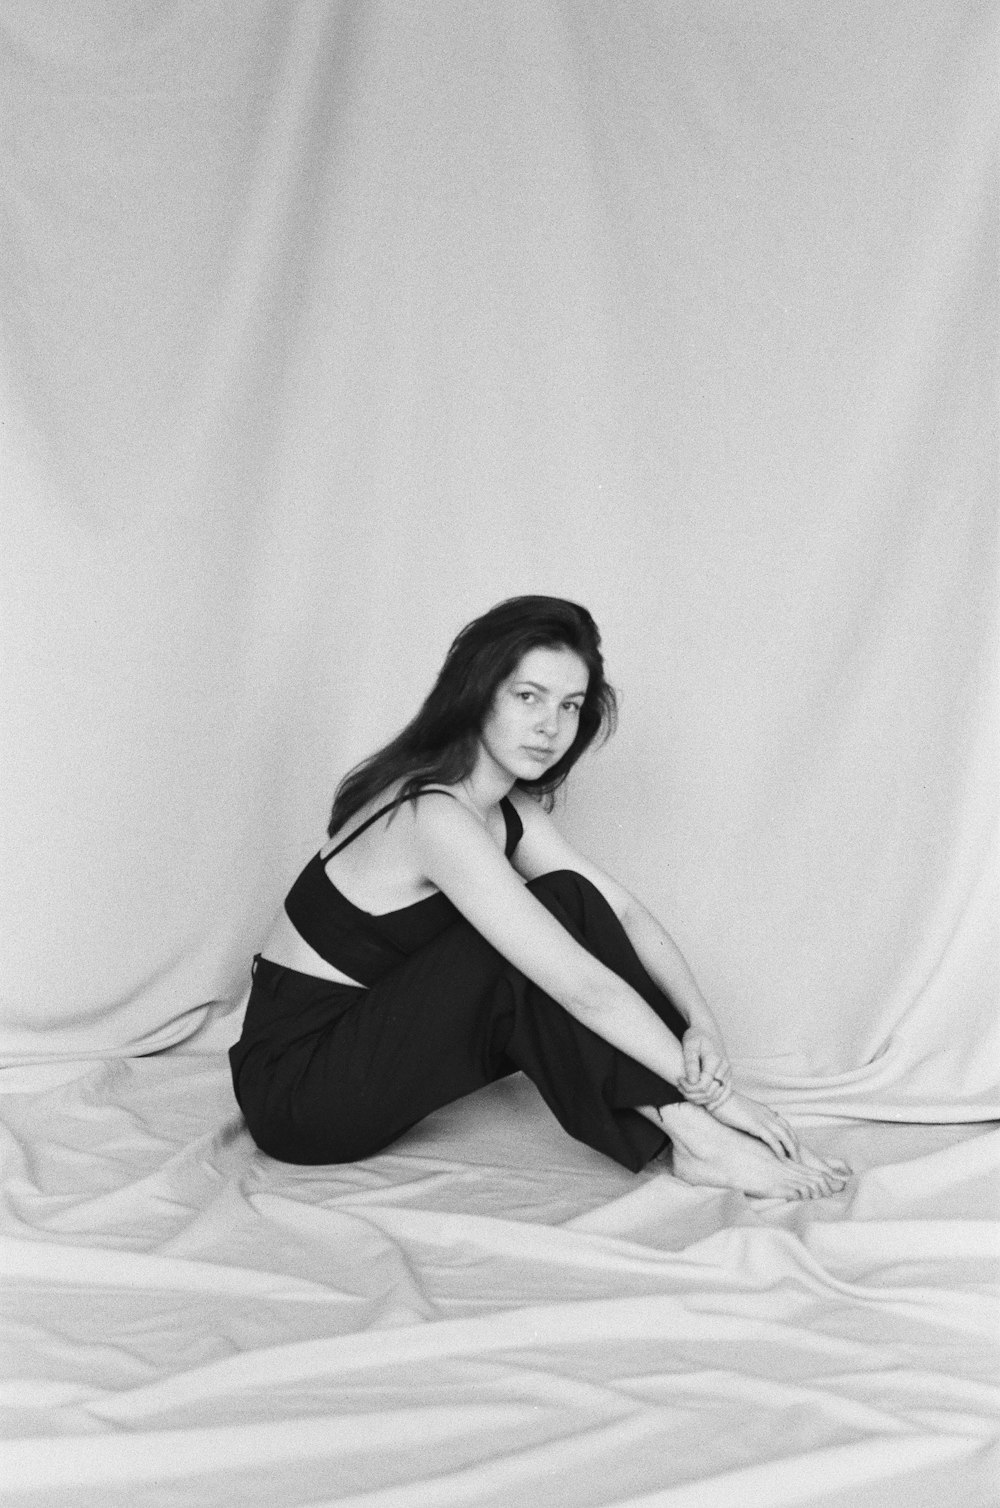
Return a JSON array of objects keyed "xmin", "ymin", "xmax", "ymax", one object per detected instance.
[{"xmin": 258, "ymin": 909, "xmax": 366, "ymax": 989}]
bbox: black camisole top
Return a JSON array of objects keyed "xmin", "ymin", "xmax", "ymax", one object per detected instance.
[{"xmin": 283, "ymin": 790, "xmax": 523, "ymax": 987}]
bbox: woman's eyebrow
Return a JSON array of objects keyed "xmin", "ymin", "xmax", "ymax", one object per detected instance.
[{"xmin": 518, "ymin": 680, "xmax": 587, "ymax": 698}]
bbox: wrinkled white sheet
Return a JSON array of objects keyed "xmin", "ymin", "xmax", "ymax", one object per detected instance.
[{"xmin": 2, "ymin": 1054, "xmax": 997, "ymax": 1506}]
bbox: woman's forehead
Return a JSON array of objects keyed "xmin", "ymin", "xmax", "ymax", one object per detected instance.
[{"xmin": 510, "ymin": 644, "xmax": 589, "ymax": 691}]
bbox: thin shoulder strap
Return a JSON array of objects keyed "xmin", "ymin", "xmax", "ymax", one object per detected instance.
[
  {"xmin": 325, "ymin": 788, "xmax": 457, "ymax": 858},
  {"xmin": 500, "ymin": 795, "xmax": 523, "ymax": 857}
]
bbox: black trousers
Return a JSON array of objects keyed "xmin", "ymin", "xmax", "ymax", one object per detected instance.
[{"xmin": 230, "ymin": 870, "xmax": 688, "ymax": 1173}]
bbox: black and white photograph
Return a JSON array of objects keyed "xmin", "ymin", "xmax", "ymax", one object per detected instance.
[{"xmin": 2, "ymin": 3, "xmax": 998, "ymax": 1504}]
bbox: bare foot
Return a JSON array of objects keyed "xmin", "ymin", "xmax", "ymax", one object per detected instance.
[
  {"xmin": 796, "ymin": 1143, "xmax": 852, "ymax": 1180},
  {"xmin": 650, "ymin": 1102, "xmax": 847, "ymax": 1200}
]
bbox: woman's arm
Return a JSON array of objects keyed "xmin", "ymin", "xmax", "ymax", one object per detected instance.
[
  {"xmin": 410, "ymin": 796, "xmax": 689, "ymax": 1093},
  {"xmin": 498, "ymin": 797, "xmax": 843, "ymax": 1169},
  {"xmin": 611, "ymin": 900, "xmax": 720, "ymax": 1036},
  {"xmin": 508, "ymin": 792, "xmax": 732, "ymax": 1102}
]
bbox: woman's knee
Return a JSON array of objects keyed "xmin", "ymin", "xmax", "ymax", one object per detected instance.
[
  {"xmin": 527, "ymin": 868, "xmax": 591, "ymax": 901},
  {"xmin": 526, "ymin": 868, "xmax": 608, "ymax": 921},
  {"xmin": 238, "ymin": 1092, "xmax": 392, "ymax": 1165},
  {"xmin": 249, "ymin": 1122, "xmax": 390, "ymax": 1166}
]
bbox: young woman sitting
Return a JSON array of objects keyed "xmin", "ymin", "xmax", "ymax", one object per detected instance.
[{"xmin": 230, "ymin": 596, "xmax": 849, "ymax": 1199}]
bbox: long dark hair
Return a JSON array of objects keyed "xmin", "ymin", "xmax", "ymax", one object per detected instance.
[{"xmin": 327, "ymin": 595, "xmax": 617, "ymax": 836}]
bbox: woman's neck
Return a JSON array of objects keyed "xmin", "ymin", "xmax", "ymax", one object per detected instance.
[{"xmin": 459, "ymin": 755, "xmax": 516, "ymax": 818}]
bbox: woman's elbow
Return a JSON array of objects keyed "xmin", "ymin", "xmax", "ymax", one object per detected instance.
[{"xmin": 565, "ymin": 965, "xmax": 624, "ymax": 1024}]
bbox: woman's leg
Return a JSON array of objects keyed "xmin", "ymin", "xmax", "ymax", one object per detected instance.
[
  {"xmin": 508, "ymin": 873, "xmax": 844, "ymax": 1197},
  {"xmin": 653, "ymin": 1101, "xmax": 847, "ymax": 1198},
  {"xmin": 237, "ymin": 876, "xmax": 846, "ymax": 1194},
  {"xmin": 272, "ymin": 870, "xmax": 687, "ymax": 1170}
]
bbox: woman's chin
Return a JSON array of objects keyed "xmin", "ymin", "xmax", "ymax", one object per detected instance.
[
  {"xmin": 485, "ymin": 746, "xmax": 559, "ymax": 786},
  {"xmin": 516, "ymin": 757, "xmax": 555, "ymax": 782}
]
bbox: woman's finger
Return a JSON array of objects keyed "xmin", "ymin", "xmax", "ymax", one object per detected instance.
[
  {"xmin": 751, "ymin": 1127, "xmax": 782, "ymax": 1158},
  {"xmin": 695, "ymin": 1082, "xmax": 725, "ymax": 1108},
  {"xmin": 772, "ymin": 1117, "xmax": 799, "ymax": 1157},
  {"xmin": 767, "ymin": 1117, "xmax": 799, "ymax": 1160},
  {"xmin": 683, "ymin": 1042, "xmax": 704, "ymax": 1080}
]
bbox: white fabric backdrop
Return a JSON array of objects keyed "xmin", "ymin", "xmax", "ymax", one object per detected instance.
[{"xmin": 1, "ymin": 0, "xmax": 997, "ymax": 1118}]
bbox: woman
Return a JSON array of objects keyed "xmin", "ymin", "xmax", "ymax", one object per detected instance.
[{"xmin": 231, "ymin": 596, "xmax": 849, "ymax": 1198}]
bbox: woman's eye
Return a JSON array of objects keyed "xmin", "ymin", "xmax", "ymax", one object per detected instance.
[{"xmin": 518, "ymin": 691, "xmax": 535, "ymax": 703}]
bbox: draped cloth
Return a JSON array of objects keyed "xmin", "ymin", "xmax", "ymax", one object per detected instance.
[
  {"xmin": 2, "ymin": 1, "xmax": 997, "ymax": 1118},
  {"xmin": 2, "ymin": 1, "xmax": 996, "ymax": 1120},
  {"xmin": 1, "ymin": 1061, "xmax": 998, "ymax": 1506},
  {"xmin": 2, "ymin": 5, "xmax": 998, "ymax": 1504}
]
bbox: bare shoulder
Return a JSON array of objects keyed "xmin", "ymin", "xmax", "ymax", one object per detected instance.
[
  {"xmin": 505, "ymin": 787, "xmax": 570, "ymax": 863},
  {"xmin": 406, "ymin": 786, "xmax": 494, "ymax": 857},
  {"xmin": 408, "ymin": 786, "xmax": 478, "ymax": 831},
  {"xmin": 506, "ymin": 786, "xmax": 553, "ymax": 832},
  {"xmin": 506, "ymin": 786, "xmax": 634, "ymax": 919}
]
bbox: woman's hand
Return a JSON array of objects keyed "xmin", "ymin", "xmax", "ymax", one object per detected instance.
[
  {"xmin": 678, "ymin": 1027, "xmax": 733, "ymax": 1111},
  {"xmin": 707, "ymin": 1090, "xmax": 802, "ymax": 1161}
]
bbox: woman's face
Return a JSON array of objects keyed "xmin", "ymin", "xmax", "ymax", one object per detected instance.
[{"xmin": 478, "ymin": 644, "xmax": 590, "ymax": 784}]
